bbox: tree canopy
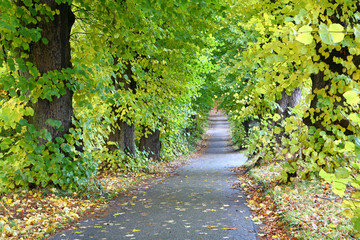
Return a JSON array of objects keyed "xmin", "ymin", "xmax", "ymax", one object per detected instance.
[{"xmin": 1, "ymin": 0, "xmax": 360, "ymax": 233}]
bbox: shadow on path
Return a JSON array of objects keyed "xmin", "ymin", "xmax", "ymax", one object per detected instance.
[{"xmin": 51, "ymin": 111, "xmax": 258, "ymax": 240}]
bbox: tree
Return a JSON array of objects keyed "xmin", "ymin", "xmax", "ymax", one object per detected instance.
[
  {"xmin": 0, "ymin": 0, "xmax": 227, "ymax": 190},
  {"xmin": 107, "ymin": 59, "xmax": 136, "ymax": 155},
  {"xmin": 19, "ymin": 1, "xmax": 75, "ymax": 143},
  {"xmin": 213, "ymin": 0, "xmax": 360, "ymax": 231}
]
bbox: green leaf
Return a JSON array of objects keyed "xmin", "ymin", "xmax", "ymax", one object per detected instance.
[
  {"xmin": 319, "ymin": 23, "xmax": 345, "ymax": 44},
  {"xmin": 344, "ymin": 141, "xmax": 355, "ymax": 152},
  {"xmin": 274, "ymin": 127, "xmax": 282, "ymax": 134},
  {"xmin": 333, "ymin": 182, "xmax": 346, "ymax": 197},
  {"xmin": 273, "ymin": 113, "xmax": 281, "ymax": 121},
  {"xmin": 44, "ymin": 130, "xmax": 52, "ymax": 142},
  {"xmin": 46, "ymin": 119, "xmax": 62, "ymax": 129},
  {"xmin": 295, "ymin": 25, "xmax": 313, "ymax": 45},
  {"xmin": 351, "ymin": 191, "xmax": 360, "ymax": 199},
  {"xmin": 320, "ymin": 169, "xmax": 332, "ymax": 180},
  {"xmin": 24, "ymin": 107, "xmax": 34, "ymax": 116},
  {"xmin": 352, "ymin": 216, "xmax": 360, "ymax": 232},
  {"xmin": 355, "ymin": 137, "xmax": 360, "ymax": 155},
  {"xmin": 319, "ymin": 23, "xmax": 332, "ymax": 45},
  {"xmin": 344, "ymin": 90, "xmax": 360, "ymax": 105},
  {"xmin": 335, "ymin": 167, "xmax": 351, "ymax": 179},
  {"xmin": 42, "ymin": 37, "xmax": 49, "ymax": 45},
  {"xmin": 354, "ymin": 25, "xmax": 360, "ymax": 42},
  {"xmin": 328, "ymin": 23, "xmax": 344, "ymax": 43}
]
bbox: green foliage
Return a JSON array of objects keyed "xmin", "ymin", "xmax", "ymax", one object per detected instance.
[
  {"xmin": 0, "ymin": 117, "xmax": 98, "ymax": 192},
  {"xmin": 97, "ymin": 149, "xmax": 154, "ymax": 173},
  {"xmin": 0, "ymin": 0, "xmax": 224, "ymax": 193},
  {"xmin": 212, "ymin": 0, "xmax": 360, "ymax": 234}
]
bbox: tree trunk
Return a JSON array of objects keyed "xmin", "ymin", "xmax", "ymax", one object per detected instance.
[
  {"xmin": 303, "ymin": 71, "xmax": 328, "ymax": 130},
  {"xmin": 24, "ymin": 2, "xmax": 75, "ymax": 143},
  {"xmin": 273, "ymin": 87, "xmax": 302, "ymax": 143},
  {"xmin": 276, "ymin": 87, "xmax": 302, "ymax": 120},
  {"xmin": 108, "ymin": 61, "xmax": 136, "ymax": 155},
  {"xmin": 243, "ymin": 119, "xmax": 258, "ymax": 137},
  {"xmin": 108, "ymin": 120, "xmax": 135, "ymax": 154},
  {"xmin": 303, "ymin": 71, "xmax": 352, "ymax": 135},
  {"xmin": 139, "ymin": 128, "xmax": 161, "ymax": 161}
]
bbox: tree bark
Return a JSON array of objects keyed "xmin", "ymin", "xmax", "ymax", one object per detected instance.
[
  {"xmin": 108, "ymin": 120, "xmax": 135, "ymax": 154},
  {"xmin": 276, "ymin": 87, "xmax": 302, "ymax": 121},
  {"xmin": 23, "ymin": 1, "xmax": 75, "ymax": 143},
  {"xmin": 303, "ymin": 71, "xmax": 328, "ymax": 130},
  {"xmin": 139, "ymin": 128, "xmax": 161, "ymax": 161},
  {"xmin": 303, "ymin": 70, "xmax": 353, "ymax": 135},
  {"xmin": 108, "ymin": 61, "xmax": 136, "ymax": 155},
  {"xmin": 273, "ymin": 87, "xmax": 302, "ymax": 143}
]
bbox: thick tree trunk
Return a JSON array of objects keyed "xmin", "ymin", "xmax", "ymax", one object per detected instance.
[
  {"xmin": 274, "ymin": 87, "xmax": 302, "ymax": 142},
  {"xmin": 276, "ymin": 87, "xmax": 302, "ymax": 120},
  {"xmin": 303, "ymin": 71, "xmax": 328, "ymax": 129},
  {"xmin": 303, "ymin": 71, "xmax": 352, "ymax": 135},
  {"xmin": 243, "ymin": 119, "xmax": 258, "ymax": 137},
  {"xmin": 24, "ymin": 2, "xmax": 75, "ymax": 143},
  {"xmin": 139, "ymin": 128, "xmax": 161, "ymax": 161},
  {"xmin": 302, "ymin": 24, "xmax": 359, "ymax": 136},
  {"xmin": 108, "ymin": 61, "xmax": 136, "ymax": 155},
  {"xmin": 108, "ymin": 120, "xmax": 135, "ymax": 154}
]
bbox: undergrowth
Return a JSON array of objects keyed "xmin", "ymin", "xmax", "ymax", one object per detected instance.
[{"xmin": 243, "ymin": 160, "xmax": 355, "ymax": 239}]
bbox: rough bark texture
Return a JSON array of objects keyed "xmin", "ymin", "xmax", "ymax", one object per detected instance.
[
  {"xmin": 139, "ymin": 128, "xmax": 161, "ymax": 161},
  {"xmin": 108, "ymin": 121, "xmax": 135, "ymax": 154},
  {"xmin": 25, "ymin": 2, "xmax": 75, "ymax": 142},
  {"xmin": 243, "ymin": 119, "xmax": 258, "ymax": 138},
  {"xmin": 274, "ymin": 87, "xmax": 302, "ymax": 142},
  {"xmin": 276, "ymin": 87, "xmax": 302, "ymax": 120},
  {"xmin": 303, "ymin": 69, "xmax": 354, "ymax": 135},
  {"xmin": 303, "ymin": 71, "xmax": 328, "ymax": 130},
  {"xmin": 108, "ymin": 61, "xmax": 136, "ymax": 155}
]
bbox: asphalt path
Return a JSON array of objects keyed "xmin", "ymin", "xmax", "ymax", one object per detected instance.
[{"xmin": 51, "ymin": 112, "xmax": 258, "ymax": 240}]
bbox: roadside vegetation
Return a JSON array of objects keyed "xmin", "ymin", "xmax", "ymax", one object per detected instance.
[
  {"xmin": 217, "ymin": 1, "xmax": 360, "ymax": 239},
  {"xmin": 1, "ymin": 0, "xmax": 360, "ymax": 239}
]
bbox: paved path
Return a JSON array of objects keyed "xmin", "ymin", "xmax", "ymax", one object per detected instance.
[{"xmin": 51, "ymin": 112, "xmax": 258, "ymax": 240}]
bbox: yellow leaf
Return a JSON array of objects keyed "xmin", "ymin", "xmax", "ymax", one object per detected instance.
[
  {"xmin": 207, "ymin": 208, "xmax": 216, "ymax": 212},
  {"xmin": 328, "ymin": 23, "xmax": 344, "ymax": 43},
  {"xmin": 343, "ymin": 209, "xmax": 354, "ymax": 218},
  {"xmin": 222, "ymin": 227, "xmax": 237, "ymax": 230},
  {"xmin": 296, "ymin": 25, "xmax": 313, "ymax": 45}
]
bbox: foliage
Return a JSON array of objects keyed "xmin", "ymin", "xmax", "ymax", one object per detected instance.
[
  {"xmin": 97, "ymin": 149, "xmax": 155, "ymax": 174},
  {"xmin": 0, "ymin": 155, "xmax": 186, "ymax": 239},
  {"xmin": 213, "ymin": 0, "xmax": 360, "ymax": 233},
  {"xmin": 237, "ymin": 164, "xmax": 355, "ymax": 239},
  {"xmin": 0, "ymin": 0, "xmax": 224, "ymax": 193}
]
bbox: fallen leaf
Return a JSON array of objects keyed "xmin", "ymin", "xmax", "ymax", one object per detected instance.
[{"xmin": 222, "ymin": 227, "xmax": 237, "ymax": 230}]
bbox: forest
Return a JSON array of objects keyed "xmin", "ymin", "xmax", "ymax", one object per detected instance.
[{"xmin": 0, "ymin": 0, "xmax": 360, "ymax": 239}]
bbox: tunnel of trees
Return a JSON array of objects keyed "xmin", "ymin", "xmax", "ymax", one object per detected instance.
[{"xmin": 0, "ymin": 0, "xmax": 360, "ymax": 231}]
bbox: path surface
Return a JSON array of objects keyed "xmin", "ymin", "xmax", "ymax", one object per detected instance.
[{"xmin": 51, "ymin": 112, "xmax": 258, "ymax": 240}]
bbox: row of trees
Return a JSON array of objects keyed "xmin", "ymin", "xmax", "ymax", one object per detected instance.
[
  {"xmin": 0, "ymin": 0, "xmax": 227, "ymax": 192},
  {"xmin": 215, "ymin": 0, "xmax": 360, "ymax": 232}
]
